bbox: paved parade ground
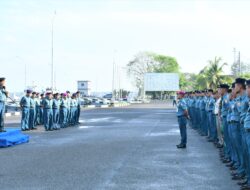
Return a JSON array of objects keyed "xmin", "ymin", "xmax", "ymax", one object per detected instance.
[{"xmin": 0, "ymin": 103, "xmax": 239, "ymax": 190}]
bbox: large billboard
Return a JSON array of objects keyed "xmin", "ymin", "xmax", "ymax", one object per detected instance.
[{"xmin": 144, "ymin": 73, "xmax": 179, "ymax": 91}]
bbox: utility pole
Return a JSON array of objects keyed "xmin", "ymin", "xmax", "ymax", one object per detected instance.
[
  {"xmin": 112, "ymin": 50, "xmax": 116, "ymax": 100},
  {"xmin": 51, "ymin": 11, "xmax": 56, "ymax": 90},
  {"xmin": 238, "ymin": 51, "xmax": 241, "ymax": 75},
  {"xmin": 24, "ymin": 63, "xmax": 27, "ymax": 88}
]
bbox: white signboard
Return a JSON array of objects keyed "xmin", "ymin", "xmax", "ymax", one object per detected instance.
[{"xmin": 144, "ymin": 73, "xmax": 179, "ymax": 91}]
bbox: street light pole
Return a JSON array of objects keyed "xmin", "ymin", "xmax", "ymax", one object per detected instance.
[
  {"xmin": 112, "ymin": 50, "xmax": 116, "ymax": 100},
  {"xmin": 51, "ymin": 11, "xmax": 56, "ymax": 90}
]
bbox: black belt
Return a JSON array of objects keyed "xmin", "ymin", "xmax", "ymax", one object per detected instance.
[
  {"xmin": 230, "ymin": 121, "xmax": 239, "ymax": 124},
  {"xmin": 245, "ymin": 128, "xmax": 250, "ymax": 133},
  {"xmin": 44, "ymin": 108, "xmax": 52, "ymax": 109},
  {"xmin": 177, "ymin": 115, "xmax": 185, "ymax": 118}
]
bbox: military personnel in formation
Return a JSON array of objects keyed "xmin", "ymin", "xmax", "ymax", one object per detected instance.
[
  {"xmin": 35, "ymin": 92, "xmax": 41, "ymax": 126},
  {"xmin": 39, "ymin": 93, "xmax": 45, "ymax": 125},
  {"xmin": 52, "ymin": 93, "xmax": 61, "ymax": 130},
  {"xmin": 66, "ymin": 91, "xmax": 71, "ymax": 127},
  {"xmin": 41, "ymin": 92, "xmax": 53, "ymax": 131},
  {"xmin": 60, "ymin": 93, "xmax": 69, "ymax": 128},
  {"xmin": 0, "ymin": 77, "xmax": 8, "ymax": 133},
  {"xmin": 176, "ymin": 91, "xmax": 189, "ymax": 149},
  {"xmin": 20, "ymin": 90, "xmax": 32, "ymax": 131},
  {"xmin": 242, "ymin": 79, "xmax": 250, "ymax": 189},
  {"xmin": 29, "ymin": 92, "xmax": 37, "ymax": 130},
  {"xmin": 76, "ymin": 91, "xmax": 81, "ymax": 124},
  {"xmin": 70, "ymin": 93, "xmax": 77, "ymax": 126},
  {"xmin": 182, "ymin": 77, "xmax": 250, "ymax": 190}
]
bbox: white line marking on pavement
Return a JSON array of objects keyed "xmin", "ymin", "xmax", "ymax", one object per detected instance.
[
  {"xmin": 148, "ymin": 129, "xmax": 180, "ymax": 137},
  {"xmin": 79, "ymin": 126, "xmax": 95, "ymax": 129}
]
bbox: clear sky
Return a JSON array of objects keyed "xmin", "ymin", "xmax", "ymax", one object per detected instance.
[{"xmin": 1, "ymin": 0, "xmax": 250, "ymax": 92}]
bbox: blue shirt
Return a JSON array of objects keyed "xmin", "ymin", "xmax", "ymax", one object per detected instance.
[
  {"xmin": 0, "ymin": 87, "xmax": 7, "ymax": 102},
  {"xmin": 221, "ymin": 93, "xmax": 230, "ymax": 117},
  {"xmin": 195, "ymin": 97, "xmax": 200, "ymax": 109},
  {"xmin": 231, "ymin": 97, "xmax": 240, "ymax": 122},
  {"xmin": 42, "ymin": 98, "xmax": 53, "ymax": 109},
  {"xmin": 244, "ymin": 101, "xmax": 250, "ymax": 129},
  {"xmin": 60, "ymin": 98, "xmax": 68, "ymax": 108},
  {"xmin": 53, "ymin": 99, "xmax": 61, "ymax": 109},
  {"xmin": 200, "ymin": 97, "xmax": 206, "ymax": 111},
  {"xmin": 191, "ymin": 98, "xmax": 196, "ymax": 108},
  {"xmin": 20, "ymin": 96, "xmax": 31, "ymax": 108},
  {"xmin": 237, "ymin": 92, "xmax": 249, "ymax": 123},
  {"xmin": 30, "ymin": 98, "xmax": 36, "ymax": 109},
  {"xmin": 176, "ymin": 98, "xmax": 187, "ymax": 117},
  {"xmin": 208, "ymin": 97, "xmax": 215, "ymax": 111}
]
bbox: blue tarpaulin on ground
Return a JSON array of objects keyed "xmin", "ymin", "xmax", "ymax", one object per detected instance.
[{"xmin": 0, "ymin": 129, "xmax": 29, "ymax": 148}]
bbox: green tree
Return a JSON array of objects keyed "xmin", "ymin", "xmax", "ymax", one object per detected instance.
[{"xmin": 195, "ymin": 57, "xmax": 227, "ymax": 90}]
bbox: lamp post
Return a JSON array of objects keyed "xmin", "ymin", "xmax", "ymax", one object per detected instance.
[{"xmin": 51, "ymin": 11, "xmax": 56, "ymax": 90}]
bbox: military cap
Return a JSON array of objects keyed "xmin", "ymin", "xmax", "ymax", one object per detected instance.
[
  {"xmin": 26, "ymin": 90, "xmax": 32, "ymax": 94},
  {"xmin": 228, "ymin": 89, "xmax": 232, "ymax": 93},
  {"xmin": 177, "ymin": 91, "xmax": 185, "ymax": 95},
  {"xmin": 231, "ymin": 82, "xmax": 235, "ymax": 88},
  {"xmin": 0, "ymin": 77, "xmax": 6, "ymax": 82},
  {"xmin": 235, "ymin": 78, "xmax": 246, "ymax": 85},
  {"xmin": 32, "ymin": 91, "xmax": 36, "ymax": 94},
  {"xmin": 46, "ymin": 92, "xmax": 52, "ymax": 95},
  {"xmin": 246, "ymin": 80, "xmax": 250, "ymax": 86},
  {"xmin": 219, "ymin": 84, "xmax": 229, "ymax": 89},
  {"xmin": 208, "ymin": 89, "xmax": 213, "ymax": 93}
]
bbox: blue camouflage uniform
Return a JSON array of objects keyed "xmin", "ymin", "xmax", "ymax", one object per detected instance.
[
  {"xmin": 0, "ymin": 87, "xmax": 7, "ymax": 131},
  {"xmin": 34, "ymin": 97, "xmax": 40, "ymax": 125},
  {"xmin": 66, "ymin": 97, "xmax": 71, "ymax": 126},
  {"xmin": 195, "ymin": 97, "xmax": 201, "ymax": 129},
  {"xmin": 230, "ymin": 96, "xmax": 245, "ymax": 176},
  {"xmin": 60, "ymin": 98, "xmax": 68, "ymax": 128},
  {"xmin": 227, "ymin": 98, "xmax": 236, "ymax": 165},
  {"xmin": 39, "ymin": 97, "xmax": 44, "ymax": 125},
  {"xmin": 208, "ymin": 96, "xmax": 217, "ymax": 141},
  {"xmin": 20, "ymin": 96, "xmax": 31, "ymax": 130},
  {"xmin": 42, "ymin": 97, "xmax": 53, "ymax": 131},
  {"xmin": 53, "ymin": 98, "xmax": 61, "ymax": 129},
  {"xmin": 200, "ymin": 96, "xmax": 207, "ymax": 135},
  {"xmin": 76, "ymin": 97, "xmax": 81, "ymax": 123},
  {"xmin": 29, "ymin": 97, "xmax": 36, "ymax": 129},
  {"xmin": 177, "ymin": 98, "xmax": 188, "ymax": 145},
  {"xmin": 241, "ymin": 93, "xmax": 250, "ymax": 184},
  {"xmin": 221, "ymin": 93, "xmax": 230, "ymax": 159},
  {"xmin": 70, "ymin": 98, "xmax": 77, "ymax": 125}
]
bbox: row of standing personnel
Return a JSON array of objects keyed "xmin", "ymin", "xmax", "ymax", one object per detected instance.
[
  {"xmin": 20, "ymin": 90, "xmax": 81, "ymax": 131},
  {"xmin": 184, "ymin": 78, "xmax": 250, "ymax": 190}
]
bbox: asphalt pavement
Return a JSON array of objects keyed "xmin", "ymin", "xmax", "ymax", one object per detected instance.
[{"xmin": 0, "ymin": 102, "xmax": 239, "ymax": 190}]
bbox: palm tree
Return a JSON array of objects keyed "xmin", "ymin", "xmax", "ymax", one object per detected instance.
[{"xmin": 206, "ymin": 57, "xmax": 227, "ymax": 89}]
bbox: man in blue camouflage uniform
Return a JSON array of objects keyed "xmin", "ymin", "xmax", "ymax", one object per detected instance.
[
  {"xmin": 20, "ymin": 90, "xmax": 32, "ymax": 131},
  {"xmin": 241, "ymin": 79, "xmax": 250, "ymax": 190},
  {"xmin": 29, "ymin": 92, "xmax": 37, "ymax": 130},
  {"xmin": 0, "ymin": 77, "xmax": 8, "ymax": 133},
  {"xmin": 53, "ymin": 93, "xmax": 61, "ymax": 130},
  {"xmin": 219, "ymin": 84, "xmax": 231, "ymax": 164},
  {"xmin": 41, "ymin": 92, "xmax": 53, "ymax": 131},
  {"xmin": 207, "ymin": 89, "xmax": 217, "ymax": 142},
  {"xmin": 176, "ymin": 91, "xmax": 189, "ymax": 149},
  {"xmin": 76, "ymin": 91, "xmax": 81, "ymax": 124},
  {"xmin": 228, "ymin": 82, "xmax": 246, "ymax": 182}
]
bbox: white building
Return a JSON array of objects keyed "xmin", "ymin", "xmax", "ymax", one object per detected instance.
[{"xmin": 77, "ymin": 81, "xmax": 91, "ymax": 96}]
